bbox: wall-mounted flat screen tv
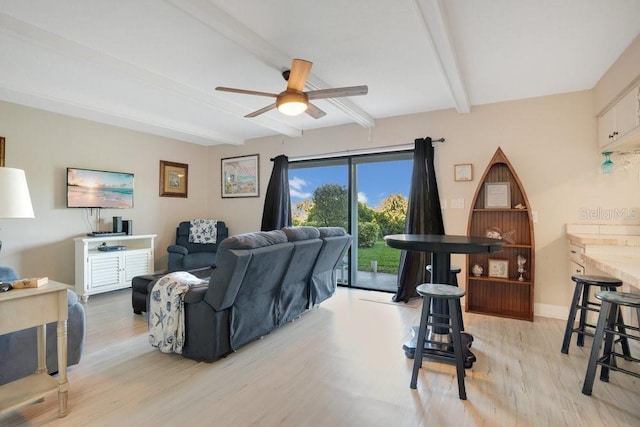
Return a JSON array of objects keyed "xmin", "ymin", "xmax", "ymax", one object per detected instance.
[{"xmin": 67, "ymin": 167, "xmax": 134, "ymax": 209}]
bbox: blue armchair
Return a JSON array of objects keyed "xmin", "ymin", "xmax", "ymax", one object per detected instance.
[{"xmin": 167, "ymin": 220, "xmax": 229, "ymax": 272}]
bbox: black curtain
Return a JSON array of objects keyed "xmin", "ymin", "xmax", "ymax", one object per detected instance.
[
  {"xmin": 261, "ymin": 154, "xmax": 292, "ymax": 231},
  {"xmin": 393, "ymin": 137, "xmax": 445, "ymax": 302}
]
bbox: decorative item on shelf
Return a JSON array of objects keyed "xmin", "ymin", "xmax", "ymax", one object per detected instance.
[
  {"xmin": 485, "ymin": 226, "xmax": 515, "ymax": 244},
  {"xmin": 471, "ymin": 264, "xmax": 483, "ymax": 277},
  {"xmin": 601, "ymin": 151, "xmax": 614, "ymax": 174},
  {"xmin": 514, "ymin": 203, "xmax": 526, "ymax": 209},
  {"xmin": 517, "ymin": 255, "xmax": 527, "ymax": 281},
  {"xmin": 488, "ymin": 259, "xmax": 509, "ymax": 278},
  {"xmin": 484, "ymin": 181, "xmax": 511, "ymax": 208}
]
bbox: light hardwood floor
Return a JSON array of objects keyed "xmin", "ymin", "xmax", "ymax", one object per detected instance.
[{"xmin": 1, "ymin": 287, "xmax": 639, "ymax": 426}]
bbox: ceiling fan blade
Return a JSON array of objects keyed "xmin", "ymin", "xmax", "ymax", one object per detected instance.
[
  {"xmin": 286, "ymin": 59, "xmax": 312, "ymax": 92},
  {"xmin": 306, "ymin": 85, "xmax": 368, "ymax": 100},
  {"xmin": 216, "ymin": 87, "xmax": 278, "ymax": 98},
  {"xmin": 245, "ymin": 103, "xmax": 277, "ymax": 118},
  {"xmin": 305, "ymin": 102, "xmax": 326, "ymax": 119}
]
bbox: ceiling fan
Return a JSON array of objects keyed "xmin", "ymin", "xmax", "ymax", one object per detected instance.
[{"xmin": 215, "ymin": 58, "xmax": 368, "ymax": 119}]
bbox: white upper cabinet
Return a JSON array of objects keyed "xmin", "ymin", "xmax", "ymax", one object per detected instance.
[{"xmin": 599, "ymin": 83, "xmax": 640, "ymax": 150}]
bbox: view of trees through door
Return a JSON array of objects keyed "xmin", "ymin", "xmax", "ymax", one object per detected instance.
[{"xmin": 289, "ymin": 152, "xmax": 412, "ymax": 292}]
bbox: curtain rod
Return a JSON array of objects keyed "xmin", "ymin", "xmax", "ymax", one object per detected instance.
[{"xmin": 289, "ymin": 137, "xmax": 445, "ymax": 162}]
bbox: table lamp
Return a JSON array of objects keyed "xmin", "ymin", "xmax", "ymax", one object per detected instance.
[{"xmin": 0, "ymin": 167, "xmax": 35, "ymax": 253}]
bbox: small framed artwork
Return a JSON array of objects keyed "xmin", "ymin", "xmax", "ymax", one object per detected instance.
[
  {"xmin": 159, "ymin": 160, "xmax": 188, "ymax": 198},
  {"xmin": 454, "ymin": 163, "xmax": 472, "ymax": 181},
  {"xmin": 0, "ymin": 136, "xmax": 5, "ymax": 167},
  {"xmin": 222, "ymin": 154, "xmax": 259, "ymax": 198},
  {"xmin": 488, "ymin": 259, "xmax": 509, "ymax": 278},
  {"xmin": 484, "ymin": 182, "xmax": 511, "ymax": 208}
]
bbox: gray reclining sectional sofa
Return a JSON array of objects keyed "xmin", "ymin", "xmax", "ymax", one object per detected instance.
[{"xmin": 149, "ymin": 226, "xmax": 351, "ymax": 362}]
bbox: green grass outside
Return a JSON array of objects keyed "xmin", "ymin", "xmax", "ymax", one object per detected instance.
[{"xmin": 356, "ymin": 239, "xmax": 401, "ymax": 274}]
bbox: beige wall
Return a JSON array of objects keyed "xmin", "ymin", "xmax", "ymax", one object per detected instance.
[
  {"xmin": 1, "ymin": 89, "xmax": 638, "ymax": 319},
  {"xmin": 0, "ymin": 101, "xmax": 211, "ymax": 281},
  {"xmin": 209, "ymin": 90, "xmax": 640, "ymax": 318}
]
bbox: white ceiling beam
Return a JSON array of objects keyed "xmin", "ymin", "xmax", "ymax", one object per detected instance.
[
  {"xmin": 0, "ymin": 11, "xmax": 303, "ymax": 143},
  {"xmin": 167, "ymin": 0, "xmax": 376, "ymax": 128},
  {"xmin": 0, "ymin": 82, "xmax": 240, "ymax": 146},
  {"xmin": 414, "ymin": 0, "xmax": 471, "ymax": 113}
]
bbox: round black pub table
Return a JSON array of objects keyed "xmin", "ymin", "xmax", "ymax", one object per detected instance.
[{"xmin": 385, "ymin": 234, "xmax": 504, "ymax": 368}]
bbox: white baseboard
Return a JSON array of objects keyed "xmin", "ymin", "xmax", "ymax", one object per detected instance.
[
  {"xmin": 461, "ymin": 302, "xmax": 569, "ymax": 320},
  {"xmin": 535, "ymin": 303, "xmax": 567, "ymax": 320}
]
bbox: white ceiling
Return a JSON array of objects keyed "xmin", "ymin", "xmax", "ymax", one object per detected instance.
[{"xmin": 0, "ymin": 0, "xmax": 639, "ymax": 146}]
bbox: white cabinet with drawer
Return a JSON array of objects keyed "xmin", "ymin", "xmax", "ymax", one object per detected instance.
[{"xmin": 568, "ymin": 243, "xmax": 585, "ymax": 276}]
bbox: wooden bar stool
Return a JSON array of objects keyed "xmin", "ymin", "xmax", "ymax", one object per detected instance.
[
  {"xmin": 427, "ymin": 264, "xmax": 464, "ymax": 331},
  {"xmin": 561, "ymin": 274, "xmax": 630, "ymax": 356},
  {"xmin": 410, "ymin": 283, "xmax": 467, "ymax": 400},
  {"xmin": 582, "ymin": 291, "xmax": 640, "ymax": 395}
]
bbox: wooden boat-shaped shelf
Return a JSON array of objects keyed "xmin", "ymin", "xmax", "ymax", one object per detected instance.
[{"xmin": 466, "ymin": 147, "xmax": 535, "ymax": 321}]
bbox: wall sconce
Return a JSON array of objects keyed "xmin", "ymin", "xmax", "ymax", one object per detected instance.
[{"xmin": 601, "ymin": 151, "xmax": 614, "ymax": 174}]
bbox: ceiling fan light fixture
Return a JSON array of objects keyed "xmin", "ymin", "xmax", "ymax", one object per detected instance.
[{"xmin": 276, "ymin": 91, "xmax": 308, "ymax": 116}]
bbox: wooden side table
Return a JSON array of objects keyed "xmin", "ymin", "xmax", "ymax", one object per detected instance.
[{"xmin": 0, "ymin": 281, "xmax": 69, "ymax": 418}]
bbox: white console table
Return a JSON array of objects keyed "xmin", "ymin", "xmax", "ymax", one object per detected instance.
[
  {"xmin": 74, "ymin": 234, "xmax": 156, "ymax": 302},
  {"xmin": 0, "ymin": 281, "xmax": 69, "ymax": 418}
]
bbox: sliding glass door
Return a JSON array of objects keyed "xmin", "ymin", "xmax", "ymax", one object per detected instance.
[{"xmin": 289, "ymin": 151, "xmax": 412, "ymax": 292}]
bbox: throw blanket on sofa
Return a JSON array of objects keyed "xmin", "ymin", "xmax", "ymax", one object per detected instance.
[
  {"xmin": 149, "ymin": 272, "xmax": 207, "ymax": 354},
  {"xmin": 189, "ymin": 219, "xmax": 218, "ymax": 244}
]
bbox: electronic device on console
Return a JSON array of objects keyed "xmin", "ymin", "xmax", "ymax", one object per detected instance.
[
  {"xmin": 97, "ymin": 243, "xmax": 127, "ymax": 252},
  {"xmin": 87, "ymin": 231, "xmax": 126, "ymax": 237}
]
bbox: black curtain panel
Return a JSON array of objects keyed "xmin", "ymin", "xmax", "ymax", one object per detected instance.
[
  {"xmin": 261, "ymin": 154, "xmax": 292, "ymax": 231},
  {"xmin": 393, "ymin": 137, "xmax": 445, "ymax": 302}
]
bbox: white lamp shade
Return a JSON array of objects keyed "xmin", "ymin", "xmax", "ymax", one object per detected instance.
[{"xmin": 0, "ymin": 167, "xmax": 35, "ymax": 218}]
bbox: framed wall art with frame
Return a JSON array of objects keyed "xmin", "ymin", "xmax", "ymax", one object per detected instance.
[
  {"xmin": 221, "ymin": 154, "xmax": 259, "ymax": 198},
  {"xmin": 0, "ymin": 136, "xmax": 5, "ymax": 167},
  {"xmin": 159, "ymin": 160, "xmax": 188, "ymax": 198},
  {"xmin": 454, "ymin": 163, "xmax": 473, "ymax": 181}
]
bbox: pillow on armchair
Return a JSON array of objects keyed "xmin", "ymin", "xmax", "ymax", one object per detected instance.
[{"xmin": 167, "ymin": 220, "xmax": 229, "ymax": 272}]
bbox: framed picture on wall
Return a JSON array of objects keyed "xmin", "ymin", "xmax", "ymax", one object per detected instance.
[
  {"xmin": 159, "ymin": 160, "xmax": 188, "ymax": 198},
  {"xmin": 454, "ymin": 163, "xmax": 473, "ymax": 181},
  {"xmin": 221, "ymin": 154, "xmax": 259, "ymax": 198},
  {"xmin": 0, "ymin": 136, "xmax": 5, "ymax": 167}
]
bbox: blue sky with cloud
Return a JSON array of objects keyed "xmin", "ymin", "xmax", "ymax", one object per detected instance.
[{"xmin": 289, "ymin": 160, "xmax": 412, "ymax": 209}]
